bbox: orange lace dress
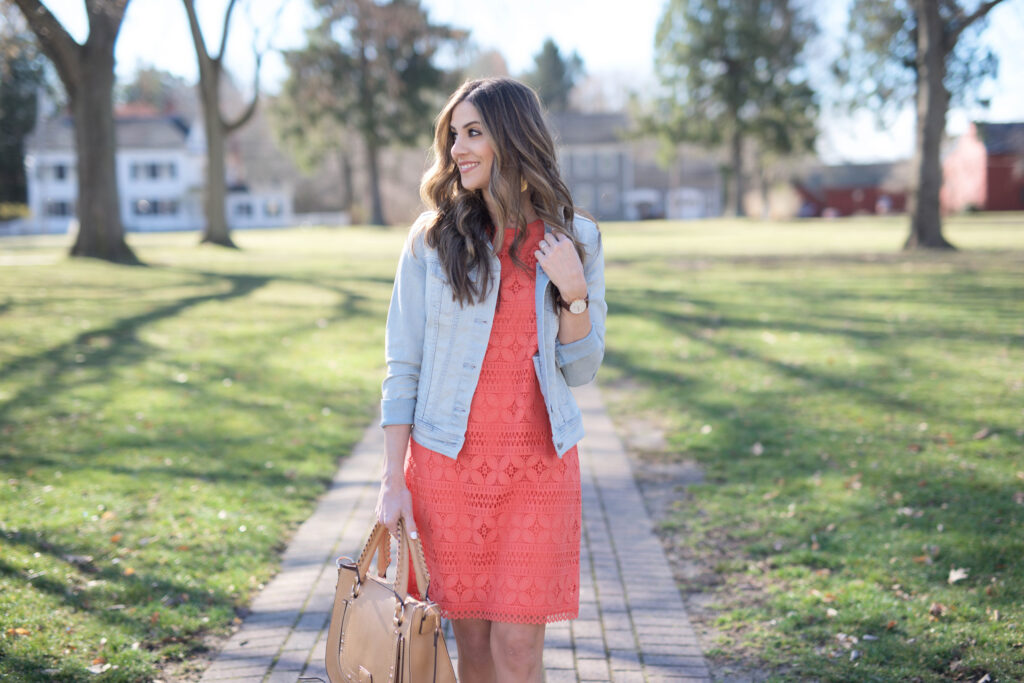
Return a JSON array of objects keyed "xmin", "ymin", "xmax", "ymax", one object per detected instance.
[{"xmin": 405, "ymin": 219, "xmax": 582, "ymax": 624}]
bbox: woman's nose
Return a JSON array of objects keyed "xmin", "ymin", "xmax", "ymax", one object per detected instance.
[{"xmin": 451, "ymin": 136, "xmax": 463, "ymax": 157}]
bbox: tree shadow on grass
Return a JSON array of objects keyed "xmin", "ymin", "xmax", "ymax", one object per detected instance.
[{"xmin": 602, "ymin": 251, "xmax": 1024, "ymax": 679}]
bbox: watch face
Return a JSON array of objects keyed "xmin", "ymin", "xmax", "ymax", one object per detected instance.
[{"xmin": 568, "ymin": 298, "xmax": 587, "ymax": 314}]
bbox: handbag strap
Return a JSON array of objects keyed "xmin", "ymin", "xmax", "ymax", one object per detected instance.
[
  {"xmin": 354, "ymin": 522, "xmax": 391, "ymax": 582},
  {"xmin": 394, "ymin": 518, "xmax": 431, "ymax": 600}
]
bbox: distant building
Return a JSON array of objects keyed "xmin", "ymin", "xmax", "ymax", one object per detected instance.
[
  {"xmin": 548, "ymin": 112, "xmax": 722, "ymax": 221},
  {"xmin": 22, "ymin": 107, "xmax": 293, "ymax": 234},
  {"xmin": 549, "ymin": 112, "xmax": 632, "ymax": 221},
  {"xmin": 943, "ymin": 122, "xmax": 1024, "ymax": 212},
  {"xmin": 793, "ymin": 163, "xmax": 909, "ymax": 217}
]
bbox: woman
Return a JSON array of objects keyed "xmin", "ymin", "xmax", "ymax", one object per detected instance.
[{"xmin": 376, "ymin": 77, "xmax": 605, "ymax": 683}]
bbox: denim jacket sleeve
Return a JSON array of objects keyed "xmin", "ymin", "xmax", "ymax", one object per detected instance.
[
  {"xmin": 554, "ymin": 218, "xmax": 606, "ymax": 386},
  {"xmin": 380, "ymin": 221, "xmax": 429, "ymax": 426}
]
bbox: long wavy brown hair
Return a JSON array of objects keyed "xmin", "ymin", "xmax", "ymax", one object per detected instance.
[{"xmin": 419, "ymin": 77, "xmax": 583, "ymax": 305}]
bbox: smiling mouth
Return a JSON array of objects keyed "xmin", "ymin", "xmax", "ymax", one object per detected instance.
[{"xmin": 458, "ymin": 162, "xmax": 479, "ymax": 173}]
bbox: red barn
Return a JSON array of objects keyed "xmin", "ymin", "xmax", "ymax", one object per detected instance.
[
  {"xmin": 943, "ymin": 122, "xmax": 1024, "ymax": 212},
  {"xmin": 978, "ymin": 122, "xmax": 1024, "ymax": 211},
  {"xmin": 793, "ymin": 163, "xmax": 909, "ymax": 217}
]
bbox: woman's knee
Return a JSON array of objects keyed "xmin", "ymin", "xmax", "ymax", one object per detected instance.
[
  {"xmin": 491, "ymin": 622, "xmax": 545, "ymax": 664},
  {"xmin": 453, "ymin": 618, "xmax": 493, "ymax": 658}
]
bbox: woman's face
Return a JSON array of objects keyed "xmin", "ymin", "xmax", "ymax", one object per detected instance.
[{"xmin": 449, "ymin": 100, "xmax": 495, "ymax": 192}]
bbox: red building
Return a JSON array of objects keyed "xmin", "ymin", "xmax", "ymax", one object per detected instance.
[
  {"xmin": 793, "ymin": 162, "xmax": 909, "ymax": 217},
  {"xmin": 942, "ymin": 122, "xmax": 1024, "ymax": 212}
]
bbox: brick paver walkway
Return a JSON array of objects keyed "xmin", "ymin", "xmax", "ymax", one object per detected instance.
[{"xmin": 197, "ymin": 383, "xmax": 709, "ymax": 683}]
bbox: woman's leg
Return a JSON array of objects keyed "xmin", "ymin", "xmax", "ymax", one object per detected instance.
[
  {"xmin": 452, "ymin": 618, "xmax": 496, "ymax": 683},
  {"xmin": 491, "ymin": 622, "xmax": 546, "ymax": 683}
]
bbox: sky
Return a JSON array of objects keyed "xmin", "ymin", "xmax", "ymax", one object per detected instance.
[{"xmin": 31, "ymin": 0, "xmax": 1024, "ymax": 164}]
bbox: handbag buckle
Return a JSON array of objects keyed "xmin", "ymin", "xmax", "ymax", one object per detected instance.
[{"xmin": 393, "ymin": 600, "xmax": 405, "ymax": 627}]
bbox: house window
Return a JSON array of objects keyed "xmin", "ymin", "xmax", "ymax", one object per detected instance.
[
  {"xmin": 234, "ymin": 202, "xmax": 253, "ymax": 217},
  {"xmin": 38, "ymin": 164, "xmax": 70, "ymax": 181},
  {"xmin": 598, "ymin": 151, "xmax": 618, "ymax": 179},
  {"xmin": 133, "ymin": 199, "xmax": 179, "ymax": 216},
  {"xmin": 573, "ymin": 151, "xmax": 594, "ymax": 179},
  {"xmin": 264, "ymin": 200, "xmax": 283, "ymax": 217},
  {"xmin": 45, "ymin": 200, "xmax": 71, "ymax": 216},
  {"xmin": 574, "ymin": 184, "xmax": 596, "ymax": 212},
  {"xmin": 131, "ymin": 162, "xmax": 177, "ymax": 180},
  {"xmin": 598, "ymin": 183, "xmax": 619, "ymax": 215}
]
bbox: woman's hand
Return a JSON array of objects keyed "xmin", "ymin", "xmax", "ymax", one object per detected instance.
[
  {"xmin": 375, "ymin": 476, "xmax": 417, "ymax": 538},
  {"xmin": 376, "ymin": 424, "xmax": 417, "ymax": 538},
  {"xmin": 535, "ymin": 232, "xmax": 587, "ymax": 302}
]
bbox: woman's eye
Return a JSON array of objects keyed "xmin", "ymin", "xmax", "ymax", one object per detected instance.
[{"xmin": 468, "ymin": 129, "xmax": 480, "ymax": 137}]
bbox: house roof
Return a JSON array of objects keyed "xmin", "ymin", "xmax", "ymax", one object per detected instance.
[
  {"xmin": 798, "ymin": 162, "xmax": 910, "ymax": 191},
  {"xmin": 977, "ymin": 122, "xmax": 1024, "ymax": 155},
  {"xmin": 547, "ymin": 112, "xmax": 630, "ymax": 146},
  {"xmin": 27, "ymin": 115, "xmax": 191, "ymax": 152}
]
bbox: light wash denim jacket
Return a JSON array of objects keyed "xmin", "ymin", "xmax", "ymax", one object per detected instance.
[{"xmin": 380, "ymin": 212, "xmax": 606, "ymax": 459}]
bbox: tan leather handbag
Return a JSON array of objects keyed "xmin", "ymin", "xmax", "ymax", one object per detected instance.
[{"xmin": 326, "ymin": 519, "xmax": 456, "ymax": 683}]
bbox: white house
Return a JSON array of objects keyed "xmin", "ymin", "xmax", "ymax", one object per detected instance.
[{"xmin": 23, "ymin": 112, "xmax": 293, "ymax": 234}]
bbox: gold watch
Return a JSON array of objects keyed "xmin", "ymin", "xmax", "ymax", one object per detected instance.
[{"xmin": 559, "ymin": 293, "xmax": 589, "ymax": 314}]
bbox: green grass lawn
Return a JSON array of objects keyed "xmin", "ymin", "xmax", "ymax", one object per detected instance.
[
  {"xmin": 599, "ymin": 213, "xmax": 1024, "ymax": 681},
  {"xmin": 1, "ymin": 214, "xmax": 1022, "ymax": 682},
  {"xmin": 0, "ymin": 227, "xmax": 405, "ymax": 681}
]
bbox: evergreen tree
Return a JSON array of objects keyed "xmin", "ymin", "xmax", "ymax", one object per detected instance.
[
  {"xmin": 0, "ymin": 5, "xmax": 47, "ymax": 204},
  {"xmin": 647, "ymin": 0, "xmax": 818, "ymax": 216},
  {"xmin": 836, "ymin": 0, "xmax": 1006, "ymax": 249},
  {"xmin": 276, "ymin": 0, "xmax": 465, "ymax": 226},
  {"xmin": 523, "ymin": 38, "xmax": 583, "ymax": 112}
]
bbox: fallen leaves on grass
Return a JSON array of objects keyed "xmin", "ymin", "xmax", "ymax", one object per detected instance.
[
  {"xmin": 972, "ymin": 427, "xmax": 993, "ymax": 440},
  {"xmin": 948, "ymin": 567, "xmax": 970, "ymax": 585},
  {"xmin": 6, "ymin": 627, "xmax": 30, "ymax": 637},
  {"xmin": 928, "ymin": 602, "xmax": 949, "ymax": 619}
]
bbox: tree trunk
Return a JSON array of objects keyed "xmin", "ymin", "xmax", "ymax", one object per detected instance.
[
  {"xmin": 338, "ymin": 147, "xmax": 354, "ymax": 213},
  {"xmin": 70, "ymin": 59, "xmax": 136, "ymax": 262},
  {"xmin": 905, "ymin": 0, "xmax": 954, "ymax": 250},
  {"xmin": 365, "ymin": 139, "xmax": 385, "ymax": 225},
  {"xmin": 13, "ymin": 0, "xmax": 138, "ymax": 263},
  {"xmin": 183, "ymin": 0, "xmax": 259, "ymax": 249},
  {"xmin": 199, "ymin": 82, "xmax": 237, "ymax": 247},
  {"xmin": 730, "ymin": 126, "xmax": 746, "ymax": 217}
]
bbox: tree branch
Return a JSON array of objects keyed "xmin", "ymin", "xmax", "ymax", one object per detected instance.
[
  {"xmin": 951, "ymin": 0, "xmax": 1004, "ymax": 44},
  {"xmin": 181, "ymin": 0, "xmax": 208, "ymax": 62},
  {"xmin": 217, "ymin": 0, "xmax": 241, "ymax": 61},
  {"xmin": 224, "ymin": 50, "xmax": 261, "ymax": 133},
  {"xmin": 11, "ymin": 0, "xmax": 82, "ymax": 92}
]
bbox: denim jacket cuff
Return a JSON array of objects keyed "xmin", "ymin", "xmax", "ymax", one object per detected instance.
[
  {"xmin": 380, "ymin": 398, "xmax": 416, "ymax": 427},
  {"xmin": 554, "ymin": 324, "xmax": 599, "ymax": 367}
]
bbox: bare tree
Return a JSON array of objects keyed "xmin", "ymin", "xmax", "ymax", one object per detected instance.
[
  {"xmin": 11, "ymin": 0, "xmax": 137, "ymax": 263},
  {"xmin": 181, "ymin": 0, "xmax": 264, "ymax": 248},
  {"xmin": 838, "ymin": 0, "xmax": 1007, "ymax": 249}
]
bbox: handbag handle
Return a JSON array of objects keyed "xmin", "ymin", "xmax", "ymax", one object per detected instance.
[
  {"xmin": 351, "ymin": 520, "xmax": 429, "ymax": 599},
  {"xmin": 353, "ymin": 522, "xmax": 392, "ymax": 583},
  {"xmin": 394, "ymin": 518, "xmax": 431, "ymax": 601}
]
